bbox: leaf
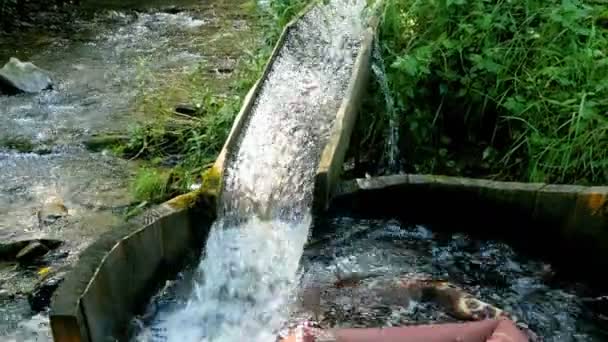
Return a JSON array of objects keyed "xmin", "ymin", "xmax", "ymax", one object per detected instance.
[
  {"xmin": 447, "ymin": 0, "xmax": 466, "ymax": 6},
  {"xmin": 38, "ymin": 267, "xmax": 52, "ymax": 278},
  {"xmin": 482, "ymin": 146, "xmax": 495, "ymax": 161},
  {"xmin": 503, "ymin": 96, "xmax": 526, "ymax": 115},
  {"xmin": 391, "ymin": 55, "xmax": 418, "ymax": 76}
]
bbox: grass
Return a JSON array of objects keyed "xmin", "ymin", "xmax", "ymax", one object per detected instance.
[
  {"xmin": 121, "ymin": 0, "xmax": 311, "ymax": 203},
  {"xmin": 130, "ymin": 167, "xmax": 169, "ymax": 204},
  {"xmin": 371, "ymin": 0, "xmax": 608, "ymax": 185}
]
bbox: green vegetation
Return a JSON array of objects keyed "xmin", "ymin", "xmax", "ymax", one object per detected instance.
[
  {"xmin": 0, "ymin": 136, "xmax": 34, "ymax": 153},
  {"xmin": 372, "ymin": 0, "xmax": 608, "ymax": 184},
  {"xmin": 122, "ymin": 0, "xmax": 310, "ymax": 203},
  {"xmin": 130, "ymin": 167, "xmax": 170, "ymax": 203}
]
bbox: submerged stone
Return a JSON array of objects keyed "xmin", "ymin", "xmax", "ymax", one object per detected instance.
[{"xmin": 0, "ymin": 57, "xmax": 54, "ymax": 95}]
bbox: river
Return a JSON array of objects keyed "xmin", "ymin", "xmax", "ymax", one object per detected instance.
[{"xmin": 0, "ymin": 0, "xmax": 262, "ymax": 339}]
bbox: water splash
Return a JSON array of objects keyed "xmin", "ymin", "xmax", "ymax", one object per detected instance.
[
  {"xmin": 136, "ymin": 217, "xmax": 310, "ymax": 342},
  {"xmin": 135, "ymin": 0, "xmax": 367, "ymax": 341},
  {"xmin": 371, "ymin": 38, "xmax": 400, "ymax": 173}
]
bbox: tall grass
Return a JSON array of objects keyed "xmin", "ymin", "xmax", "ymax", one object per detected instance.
[{"xmin": 376, "ymin": 0, "xmax": 608, "ymax": 184}]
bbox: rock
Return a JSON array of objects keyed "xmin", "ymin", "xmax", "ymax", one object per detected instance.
[
  {"xmin": 0, "ymin": 241, "xmax": 30, "ymax": 260},
  {"xmin": 0, "ymin": 239, "xmax": 62, "ymax": 261},
  {"xmin": 28, "ymin": 269, "xmax": 66, "ymax": 312},
  {"xmin": 0, "ymin": 57, "xmax": 54, "ymax": 95},
  {"xmin": 37, "ymin": 200, "xmax": 68, "ymax": 226},
  {"xmin": 16, "ymin": 242, "xmax": 49, "ymax": 264}
]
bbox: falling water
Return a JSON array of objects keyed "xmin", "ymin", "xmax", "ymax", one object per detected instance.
[
  {"xmin": 370, "ymin": 38, "xmax": 400, "ymax": 173},
  {"xmin": 134, "ymin": 0, "xmax": 367, "ymax": 341}
]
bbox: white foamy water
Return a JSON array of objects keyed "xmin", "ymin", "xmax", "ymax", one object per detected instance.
[
  {"xmin": 136, "ymin": 217, "xmax": 310, "ymax": 342},
  {"xmin": 135, "ymin": 0, "xmax": 368, "ymax": 341}
]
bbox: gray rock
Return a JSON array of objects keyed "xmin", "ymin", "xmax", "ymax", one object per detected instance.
[
  {"xmin": 0, "ymin": 239, "xmax": 62, "ymax": 261},
  {"xmin": 0, "ymin": 241, "xmax": 29, "ymax": 260},
  {"xmin": 16, "ymin": 242, "xmax": 50, "ymax": 264},
  {"xmin": 0, "ymin": 57, "xmax": 54, "ymax": 95}
]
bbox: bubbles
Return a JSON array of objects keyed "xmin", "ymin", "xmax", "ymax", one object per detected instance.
[
  {"xmin": 291, "ymin": 218, "xmax": 605, "ymax": 341},
  {"xmin": 136, "ymin": 217, "xmax": 310, "ymax": 342},
  {"xmin": 221, "ymin": 0, "xmax": 366, "ymax": 223}
]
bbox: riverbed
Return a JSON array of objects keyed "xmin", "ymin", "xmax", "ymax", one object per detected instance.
[{"xmin": 0, "ymin": 0, "xmax": 263, "ymax": 339}]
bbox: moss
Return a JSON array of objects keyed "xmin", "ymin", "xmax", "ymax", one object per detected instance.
[
  {"xmin": 0, "ymin": 136, "xmax": 35, "ymax": 153},
  {"xmin": 200, "ymin": 166, "xmax": 222, "ymax": 195},
  {"xmin": 82, "ymin": 134, "xmax": 129, "ymax": 152},
  {"xmin": 166, "ymin": 191, "xmax": 201, "ymax": 210}
]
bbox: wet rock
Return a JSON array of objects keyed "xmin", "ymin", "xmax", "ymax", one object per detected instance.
[
  {"xmin": 37, "ymin": 200, "xmax": 68, "ymax": 226},
  {"xmin": 14, "ymin": 239, "xmax": 63, "ymax": 264},
  {"xmin": 0, "ymin": 57, "xmax": 53, "ymax": 95},
  {"xmin": 0, "ymin": 241, "xmax": 29, "ymax": 260},
  {"xmin": 0, "ymin": 239, "xmax": 62, "ymax": 262},
  {"xmin": 16, "ymin": 242, "xmax": 50, "ymax": 264},
  {"xmin": 28, "ymin": 269, "xmax": 66, "ymax": 312}
]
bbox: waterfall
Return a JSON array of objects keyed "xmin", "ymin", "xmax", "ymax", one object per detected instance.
[
  {"xmin": 135, "ymin": 1, "xmax": 367, "ymax": 341},
  {"xmin": 371, "ymin": 37, "xmax": 400, "ymax": 173}
]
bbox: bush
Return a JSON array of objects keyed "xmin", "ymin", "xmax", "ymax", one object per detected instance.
[{"xmin": 377, "ymin": 0, "xmax": 608, "ymax": 184}]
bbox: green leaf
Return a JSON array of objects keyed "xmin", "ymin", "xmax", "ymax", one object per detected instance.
[
  {"xmin": 503, "ymin": 96, "xmax": 526, "ymax": 114},
  {"xmin": 391, "ymin": 55, "xmax": 418, "ymax": 76}
]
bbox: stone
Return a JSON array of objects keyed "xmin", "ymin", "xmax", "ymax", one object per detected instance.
[
  {"xmin": 0, "ymin": 241, "xmax": 29, "ymax": 260},
  {"xmin": 16, "ymin": 242, "xmax": 50, "ymax": 264},
  {"xmin": 37, "ymin": 200, "xmax": 68, "ymax": 226},
  {"xmin": 0, "ymin": 57, "xmax": 54, "ymax": 94},
  {"xmin": 0, "ymin": 239, "xmax": 62, "ymax": 261}
]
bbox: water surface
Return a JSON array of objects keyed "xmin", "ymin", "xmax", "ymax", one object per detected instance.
[{"xmin": 0, "ymin": 0, "xmax": 260, "ymax": 339}]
